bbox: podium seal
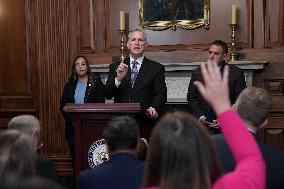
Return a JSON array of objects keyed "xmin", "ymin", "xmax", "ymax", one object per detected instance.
[{"xmin": 88, "ymin": 139, "xmax": 109, "ymax": 168}]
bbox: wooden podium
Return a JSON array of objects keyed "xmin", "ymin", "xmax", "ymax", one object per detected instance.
[{"xmin": 63, "ymin": 103, "xmax": 141, "ymax": 184}]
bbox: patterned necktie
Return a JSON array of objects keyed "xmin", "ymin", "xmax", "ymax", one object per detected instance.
[{"xmin": 131, "ymin": 61, "xmax": 138, "ymax": 87}]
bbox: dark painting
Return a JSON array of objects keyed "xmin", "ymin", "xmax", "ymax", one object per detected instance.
[{"xmin": 144, "ymin": 0, "xmax": 204, "ymax": 22}]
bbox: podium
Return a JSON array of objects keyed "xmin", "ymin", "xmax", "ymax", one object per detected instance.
[{"xmin": 63, "ymin": 103, "xmax": 141, "ymax": 184}]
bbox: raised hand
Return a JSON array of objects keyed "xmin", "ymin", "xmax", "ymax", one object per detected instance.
[
  {"xmin": 194, "ymin": 62, "xmax": 231, "ymax": 115},
  {"xmin": 146, "ymin": 107, "xmax": 158, "ymax": 119},
  {"xmin": 116, "ymin": 58, "xmax": 128, "ymax": 81}
]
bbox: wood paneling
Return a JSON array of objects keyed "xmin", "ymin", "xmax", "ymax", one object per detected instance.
[
  {"xmin": 78, "ymin": 0, "xmax": 95, "ymax": 53},
  {"xmin": 262, "ymin": 112, "xmax": 284, "ymax": 153},
  {"xmin": 264, "ymin": 0, "xmax": 284, "ymax": 47},
  {"xmin": 0, "ymin": 0, "xmax": 29, "ymax": 95},
  {"xmin": 28, "ymin": 0, "xmax": 72, "ymax": 172},
  {"xmin": 0, "ymin": 0, "xmax": 36, "ymax": 144},
  {"xmin": 78, "ymin": 0, "xmax": 108, "ymax": 54},
  {"xmin": 264, "ymin": 79, "xmax": 284, "ymax": 95}
]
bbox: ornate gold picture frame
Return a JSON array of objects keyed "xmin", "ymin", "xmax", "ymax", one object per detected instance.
[{"xmin": 138, "ymin": 0, "xmax": 209, "ymax": 31}]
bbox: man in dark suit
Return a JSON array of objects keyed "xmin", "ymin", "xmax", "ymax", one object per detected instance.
[
  {"xmin": 105, "ymin": 27, "xmax": 167, "ymax": 132},
  {"xmin": 213, "ymin": 87, "xmax": 284, "ymax": 189},
  {"xmin": 8, "ymin": 115, "xmax": 60, "ymax": 183},
  {"xmin": 187, "ymin": 40, "xmax": 246, "ymax": 133},
  {"xmin": 78, "ymin": 116, "xmax": 144, "ymax": 189}
]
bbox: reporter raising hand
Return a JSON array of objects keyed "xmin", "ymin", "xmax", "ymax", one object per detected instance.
[{"xmin": 195, "ymin": 61, "xmax": 266, "ymax": 189}]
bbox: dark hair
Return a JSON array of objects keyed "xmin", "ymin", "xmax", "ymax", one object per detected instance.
[
  {"xmin": 0, "ymin": 176, "xmax": 63, "ymax": 189},
  {"xmin": 135, "ymin": 138, "xmax": 148, "ymax": 161},
  {"xmin": 211, "ymin": 40, "xmax": 228, "ymax": 54},
  {"xmin": 235, "ymin": 87, "xmax": 273, "ymax": 127},
  {"xmin": 0, "ymin": 130, "xmax": 36, "ymax": 180},
  {"xmin": 103, "ymin": 116, "xmax": 139, "ymax": 152},
  {"xmin": 144, "ymin": 112, "xmax": 222, "ymax": 189},
  {"xmin": 68, "ymin": 55, "xmax": 93, "ymax": 84}
]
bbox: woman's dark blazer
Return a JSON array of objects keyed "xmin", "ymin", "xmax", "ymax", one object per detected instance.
[{"xmin": 60, "ymin": 73, "xmax": 105, "ymax": 128}]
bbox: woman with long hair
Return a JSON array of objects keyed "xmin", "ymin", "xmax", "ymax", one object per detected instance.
[{"xmin": 60, "ymin": 55, "xmax": 105, "ymax": 157}]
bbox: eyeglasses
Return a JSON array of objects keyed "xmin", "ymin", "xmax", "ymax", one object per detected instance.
[{"xmin": 37, "ymin": 141, "xmax": 43, "ymax": 149}]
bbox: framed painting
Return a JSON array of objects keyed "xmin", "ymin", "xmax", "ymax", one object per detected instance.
[{"xmin": 139, "ymin": 0, "xmax": 209, "ymax": 30}]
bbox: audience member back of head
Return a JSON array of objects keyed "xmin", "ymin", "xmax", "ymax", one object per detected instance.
[
  {"xmin": 213, "ymin": 87, "xmax": 284, "ymax": 189},
  {"xmin": 78, "ymin": 116, "xmax": 144, "ymax": 189},
  {"xmin": 8, "ymin": 115, "xmax": 60, "ymax": 183}
]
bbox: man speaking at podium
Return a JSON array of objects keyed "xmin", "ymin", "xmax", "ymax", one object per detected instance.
[{"xmin": 105, "ymin": 27, "xmax": 167, "ymax": 134}]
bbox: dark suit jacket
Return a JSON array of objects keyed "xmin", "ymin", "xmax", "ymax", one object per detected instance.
[
  {"xmin": 105, "ymin": 57, "xmax": 167, "ymax": 114},
  {"xmin": 213, "ymin": 133, "xmax": 284, "ymax": 189},
  {"xmin": 78, "ymin": 153, "xmax": 144, "ymax": 189},
  {"xmin": 35, "ymin": 155, "xmax": 60, "ymax": 183},
  {"xmin": 187, "ymin": 61, "xmax": 246, "ymax": 120},
  {"xmin": 60, "ymin": 72, "xmax": 105, "ymax": 127}
]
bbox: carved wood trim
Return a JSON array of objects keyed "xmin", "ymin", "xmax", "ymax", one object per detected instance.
[
  {"xmin": 0, "ymin": 96, "xmax": 35, "ymax": 109},
  {"xmin": 49, "ymin": 156, "xmax": 73, "ymax": 176},
  {"xmin": 263, "ymin": 79, "xmax": 284, "ymax": 96},
  {"xmin": 63, "ymin": 103, "xmax": 141, "ymax": 113}
]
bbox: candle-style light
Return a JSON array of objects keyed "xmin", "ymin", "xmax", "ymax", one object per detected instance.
[
  {"xmin": 231, "ymin": 4, "xmax": 237, "ymax": 25},
  {"xmin": 229, "ymin": 3, "xmax": 239, "ymax": 61},
  {"xmin": 120, "ymin": 11, "xmax": 125, "ymax": 30},
  {"xmin": 119, "ymin": 11, "xmax": 126, "ymax": 61}
]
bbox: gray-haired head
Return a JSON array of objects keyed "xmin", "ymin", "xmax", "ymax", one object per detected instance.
[
  {"xmin": 8, "ymin": 115, "xmax": 41, "ymax": 147},
  {"xmin": 8, "ymin": 115, "xmax": 40, "ymax": 134},
  {"xmin": 128, "ymin": 27, "xmax": 148, "ymax": 45},
  {"xmin": 235, "ymin": 87, "xmax": 273, "ymax": 127}
]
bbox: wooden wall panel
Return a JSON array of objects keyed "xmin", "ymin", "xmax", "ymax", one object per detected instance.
[
  {"xmin": 0, "ymin": 0, "xmax": 36, "ymax": 138},
  {"xmin": 78, "ymin": 0, "xmax": 95, "ymax": 53},
  {"xmin": 264, "ymin": 79, "xmax": 284, "ymax": 96},
  {"xmin": 263, "ymin": 113, "xmax": 284, "ymax": 153},
  {"xmin": 77, "ymin": 0, "xmax": 107, "ymax": 54},
  {"xmin": 254, "ymin": 61, "xmax": 284, "ymax": 153},
  {"xmin": 0, "ymin": 0, "xmax": 29, "ymax": 95},
  {"xmin": 93, "ymin": 0, "xmax": 107, "ymax": 53},
  {"xmin": 264, "ymin": 0, "xmax": 284, "ymax": 47},
  {"xmin": 263, "ymin": 78, "xmax": 284, "ymax": 110},
  {"xmin": 28, "ymin": 0, "xmax": 72, "ymax": 173}
]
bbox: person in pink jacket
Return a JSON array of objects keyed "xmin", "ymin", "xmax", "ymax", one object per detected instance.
[{"xmin": 143, "ymin": 61, "xmax": 265, "ymax": 189}]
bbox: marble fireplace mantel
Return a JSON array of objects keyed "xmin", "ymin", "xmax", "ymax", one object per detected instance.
[{"xmin": 91, "ymin": 60, "xmax": 268, "ymax": 103}]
